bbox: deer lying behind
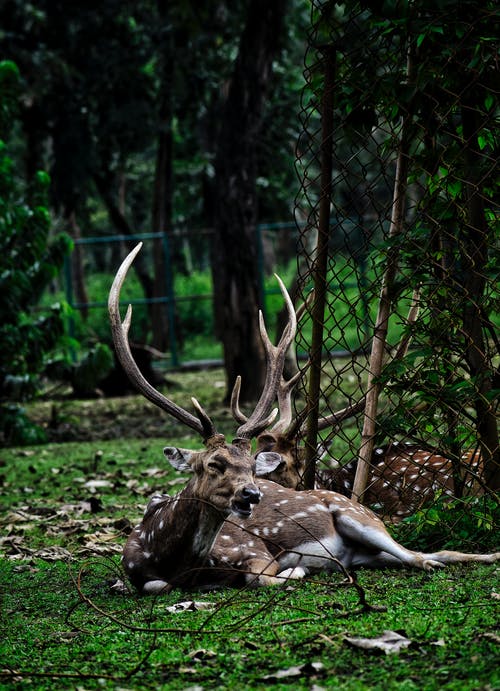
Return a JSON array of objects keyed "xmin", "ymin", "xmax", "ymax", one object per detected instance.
[
  {"xmin": 255, "ymin": 432, "xmax": 484, "ymax": 521},
  {"xmin": 111, "ymin": 245, "xmax": 499, "ymax": 594}
]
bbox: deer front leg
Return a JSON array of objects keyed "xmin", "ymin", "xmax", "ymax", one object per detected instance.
[
  {"xmin": 242, "ymin": 558, "xmax": 307, "ymax": 586},
  {"xmin": 213, "ymin": 527, "xmax": 306, "ymax": 586},
  {"xmin": 122, "ymin": 523, "xmax": 170, "ymax": 593}
]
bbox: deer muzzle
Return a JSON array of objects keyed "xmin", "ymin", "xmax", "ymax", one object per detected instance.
[{"xmin": 231, "ymin": 484, "xmax": 262, "ymax": 518}]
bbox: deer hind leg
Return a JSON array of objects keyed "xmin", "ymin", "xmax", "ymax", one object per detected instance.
[
  {"xmin": 334, "ymin": 510, "xmax": 499, "ymax": 570},
  {"xmin": 423, "ymin": 550, "xmax": 500, "ymax": 565},
  {"xmin": 332, "ymin": 510, "xmax": 443, "ymax": 571}
]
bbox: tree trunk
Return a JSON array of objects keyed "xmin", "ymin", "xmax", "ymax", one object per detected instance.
[
  {"xmin": 212, "ymin": 0, "xmax": 288, "ymax": 403},
  {"xmin": 151, "ymin": 10, "xmax": 174, "ymax": 353}
]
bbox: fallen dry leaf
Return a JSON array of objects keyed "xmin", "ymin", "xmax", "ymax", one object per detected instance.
[
  {"xmin": 165, "ymin": 600, "xmax": 216, "ymax": 613},
  {"xmin": 480, "ymin": 632, "xmax": 500, "ymax": 645},
  {"xmin": 344, "ymin": 630, "xmax": 413, "ymax": 655},
  {"xmin": 262, "ymin": 661, "xmax": 324, "ymax": 681},
  {"xmin": 189, "ymin": 649, "xmax": 217, "ymax": 661}
]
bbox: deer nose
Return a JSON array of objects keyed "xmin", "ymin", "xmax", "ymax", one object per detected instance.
[{"xmin": 241, "ymin": 485, "xmax": 261, "ymax": 505}]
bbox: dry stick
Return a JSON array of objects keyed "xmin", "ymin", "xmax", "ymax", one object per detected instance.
[
  {"xmin": 351, "ymin": 47, "xmax": 415, "ymax": 502},
  {"xmin": 303, "ymin": 45, "xmax": 336, "ymax": 490}
]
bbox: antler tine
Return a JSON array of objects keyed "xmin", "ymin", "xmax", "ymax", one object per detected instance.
[
  {"xmin": 235, "ymin": 275, "xmax": 296, "ymax": 439},
  {"xmin": 230, "ymin": 376, "xmax": 248, "ymax": 424},
  {"xmin": 108, "ymin": 243, "xmax": 216, "ymax": 440},
  {"xmin": 271, "ymin": 290, "xmax": 314, "ymax": 437},
  {"xmin": 269, "ymin": 370, "xmax": 302, "ymax": 435}
]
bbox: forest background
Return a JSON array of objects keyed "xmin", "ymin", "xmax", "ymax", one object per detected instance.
[{"xmin": 1, "ymin": 0, "xmax": 313, "ymax": 446}]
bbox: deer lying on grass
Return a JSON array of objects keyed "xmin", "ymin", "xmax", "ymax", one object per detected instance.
[
  {"xmin": 110, "ymin": 245, "xmax": 498, "ymax": 593},
  {"xmin": 253, "ymin": 420, "xmax": 484, "ymax": 521},
  {"xmin": 110, "ymin": 243, "xmax": 295, "ymax": 593}
]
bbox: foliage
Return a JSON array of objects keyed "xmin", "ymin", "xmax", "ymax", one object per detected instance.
[
  {"xmin": 0, "ymin": 61, "xmax": 72, "ymax": 445},
  {"xmin": 0, "ymin": 1, "xmax": 307, "ymax": 235},
  {"xmin": 394, "ymin": 494, "xmax": 500, "ymax": 554},
  {"xmin": 0, "ymin": 59, "xmax": 20, "ymax": 138},
  {"xmin": 300, "ymin": 1, "xmax": 499, "ymax": 484}
]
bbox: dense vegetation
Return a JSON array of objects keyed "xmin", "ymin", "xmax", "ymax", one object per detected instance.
[{"xmin": 0, "ymin": 60, "xmax": 73, "ymax": 444}]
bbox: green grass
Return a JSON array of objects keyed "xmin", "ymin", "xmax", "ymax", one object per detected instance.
[{"xmin": 1, "ymin": 433, "xmax": 499, "ymax": 690}]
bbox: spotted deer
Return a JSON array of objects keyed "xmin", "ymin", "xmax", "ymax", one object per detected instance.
[
  {"xmin": 111, "ymin": 245, "xmax": 498, "ymax": 592},
  {"xmin": 110, "ymin": 243, "xmax": 297, "ymax": 594}
]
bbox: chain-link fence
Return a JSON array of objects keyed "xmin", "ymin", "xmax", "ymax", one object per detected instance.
[{"xmin": 292, "ymin": 2, "xmax": 499, "ymax": 545}]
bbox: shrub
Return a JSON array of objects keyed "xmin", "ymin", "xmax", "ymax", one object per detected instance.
[{"xmin": 0, "ymin": 61, "xmax": 72, "ymax": 445}]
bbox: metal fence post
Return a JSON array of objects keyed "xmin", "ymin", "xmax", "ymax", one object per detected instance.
[
  {"xmin": 63, "ymin": 255, "xmax": 77, "ymax": 362},
  {"xmin": 161, "ymin": 232, "xmax": 179, "ymax": 368}
]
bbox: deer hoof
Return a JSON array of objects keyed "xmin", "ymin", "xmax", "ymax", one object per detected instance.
[{"xmin": 422, "ymin": 559, "xmax": 445, "ymax": 571}]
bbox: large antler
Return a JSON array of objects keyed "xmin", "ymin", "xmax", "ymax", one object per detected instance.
[
  {"xmin": 231, "ymin": 275, "xmax": 297, "ymax": 439},
  {"xmin": 108, "ymin": 243, "xmax": 216, "ymax": 440}
]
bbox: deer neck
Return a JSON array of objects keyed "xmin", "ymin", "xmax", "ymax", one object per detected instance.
[{"xmin": 145, "ymin": 482, "xmax": 226, "ymax": 584}]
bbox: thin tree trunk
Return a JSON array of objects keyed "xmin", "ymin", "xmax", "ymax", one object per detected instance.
[
  {"xmin": 66, "ymin": 209, "xmax": 88, "ymax": 320},
  {"xmin": 303, "ymin": 46, "xmax": 336, "ymax": 491},
  {"xmin": 212, "ymin": 0, "xmax": 288, "ymax": 404},
  {"xmin": 352, "ymin": 47, "xmax": 415, "ymax": 502},
  {"xmin": 93, "ymin": 171, "xmax": 154, "ymax": 300},
  {"xmin": 151, "ymin": 24, "xmax": 174, "ymax": 353}
]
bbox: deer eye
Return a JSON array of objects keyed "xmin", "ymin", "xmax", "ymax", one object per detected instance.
[{"xmin": 207, "ymin": 458, "xmax": 226, "ymax": 473}]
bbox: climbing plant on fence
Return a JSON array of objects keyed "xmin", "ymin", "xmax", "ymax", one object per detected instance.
[{"xmin": 293, "ymin": 0, "xmax": 499, "ymax": 540}]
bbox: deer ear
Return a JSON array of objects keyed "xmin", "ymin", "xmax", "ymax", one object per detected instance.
[
  {"xmin": 163, "ymin": 447, "xmax": 194, "ymax": 472},
  {"xmin": 255, "ymin": 451, "xmax": 284, "ymax": 476}
]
